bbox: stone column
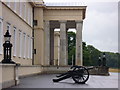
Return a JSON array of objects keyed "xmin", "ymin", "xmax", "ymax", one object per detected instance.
[
  {"xmin": 44, "ymin": 20, "xmax": 50, "ymax": 66},
  {"xmin": 54, "ymin": 31, "xmax": 60, "ymax": 66},
  {"xmin": 59, "ymin": 21, "xmax": 67, "ymax": 66},
  {"xmin": 50, "ymin": 28, "xmax": 54, "ymax": 65},
  {"xmin": 66, "ymin": 29, "xmax": 68, "ymax": 65},
  {"xmin": 76, "ymin": 21, "xmax": 83, "ymax": 66}
]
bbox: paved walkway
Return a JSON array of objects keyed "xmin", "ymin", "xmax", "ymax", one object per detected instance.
[{"xmin": 11, "ymin": 73, "xmax": 118, "ymax": 88}]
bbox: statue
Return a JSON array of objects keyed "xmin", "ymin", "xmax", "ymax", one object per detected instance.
[
  {"xmin": 98, "ymin": 55, "xmax": 102, "ymax": 66},
  {"xmin": 102, "ymin": 53, "xmax": 106, "ymax": 66}
]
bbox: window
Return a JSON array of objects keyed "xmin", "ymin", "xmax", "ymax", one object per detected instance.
[
  {"xmin": 23, "ymin": 33, "xmax": 26, "ymax": 58},
  {"xmin": 30, "ymin": 37, "xmax": 33, "ymax": 59},
  {"xmin": 28, "ymin": 8, "xmax": 30, "ymax": 25},
  {"xmin": 20, "ymin": 2, "xmax": 22, "ymax": 16},
  {"xmin": 14, "ymin": 0, "xmax": 17, "ymax": 12},
  {"xmin": 28, "ymin": 8, "xmax": 32, "ymax": 25},
  {"xmin": 13, "ymin": 27, "xmax": 17, "ymax": 56},
  {"xmin": 19, "ymin": 30, "xmax": 22, "ymax": 57},
  {"xmin": 27, "ymin": 35, "xmax": 30, "ymax": 58},
  {"xmin": 24, "ymin": 3, "xmax": 26, "ymax": 20},
  {"xmin": 0, "ymin": 19, "xmax": 3, "ymax": 54},
  {"xmin": 30, "ymin": 8, "xmax": 33, "ymax": 26},
  {"xmin": 7, "ymin": 0, "xmax": 10, "ymax": 7}
]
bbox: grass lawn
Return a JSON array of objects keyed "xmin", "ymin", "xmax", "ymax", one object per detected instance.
[{"xmin": 109, "ymin": 68, "xmax": 120, "ymax": 73}]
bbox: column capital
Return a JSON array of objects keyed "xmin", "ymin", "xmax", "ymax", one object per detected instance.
[
  {"xmin": 76, "ymin": 20, "xmax": 83, "ymax": 23},
  {"xmin": 59, "ymin": 20, "xmax": 67, "ymax": 23}
]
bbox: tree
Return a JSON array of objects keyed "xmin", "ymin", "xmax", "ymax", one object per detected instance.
[
  {"xmin": 67, "ymin": 32, "xmax": 120, "ymax": 68},
  {"xmin": 68, "ymin": 32, "xmax": 76, "ymax": 65},
  {"xmin": 83, "ymin": 42, "xmax": 92, "ymax": 66}
]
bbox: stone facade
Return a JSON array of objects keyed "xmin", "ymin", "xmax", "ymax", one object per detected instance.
[
  {"xmin": 0, "ymin": 1, "xmax": 33, "ymax": 65},
  {"xmin": 0, "ymin": 0, "xmax": 87, "ymax": 66}
]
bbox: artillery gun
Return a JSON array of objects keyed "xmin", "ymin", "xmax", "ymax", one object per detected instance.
[{"xmin": 53, "ymin": 65, "xmax": 93, "ymax": 84}]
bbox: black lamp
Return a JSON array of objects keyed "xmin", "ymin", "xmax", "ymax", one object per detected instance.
[
  {"xmin": 1, "ymin": 30, "xmax": 16, "ymax": 64},
  {"xmin": 4, "ymin": 30, "xmax": 11, "ymax": 42}
]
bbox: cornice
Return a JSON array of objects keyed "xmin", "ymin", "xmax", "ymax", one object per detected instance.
[{"xmin": 45, "ymin": 6, "xmax": 87, "ymax": 10}]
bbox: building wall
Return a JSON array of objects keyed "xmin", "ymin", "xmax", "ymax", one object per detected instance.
[
  {"xmin": 0, "ymin": 2, "xmax": 33, "ymax": 65},
  {"xmin": 0, "ymin": 1, "xmax": 3, "ymax": 63},
  {"xmin": 0, "ymin": 1, "xmax": 86, "ymax": 66},
  {"xmin": 34, "ymin": 7, "xmax": 45, "ymax": 65}
]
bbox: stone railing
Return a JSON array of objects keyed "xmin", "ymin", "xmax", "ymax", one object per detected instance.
[
  {"xmin": 0, "ymin": 64, "xmax": 42, "ymax": 89},
  {"xmin": 0, "ymin": 65, "xmax": 110, "ymax": 89},
  {"xmin": 41, "ymin": 66, "xmax": 71, "ymax": 74}
]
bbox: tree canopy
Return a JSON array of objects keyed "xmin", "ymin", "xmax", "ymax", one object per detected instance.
[{"xmin": 67, "ymin": 31, "xmax": 119, "ymax": 68}]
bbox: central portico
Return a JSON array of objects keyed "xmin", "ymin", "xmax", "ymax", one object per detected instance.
[{"xmin": 33, "ymin": 2, "xmax": 86, "ymax": 66}]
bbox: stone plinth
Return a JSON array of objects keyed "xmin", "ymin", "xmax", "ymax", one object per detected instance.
[
  {"xmin": 0, "ymin": 64, "xmax": 19, "ymax": 89},
  {"xmin": 41, "ymin": 66, "xmax": 71, "ymax": 74},
  {"xmin": 89, "ymin": 66, "xmax": 110, "ymax": 76}
]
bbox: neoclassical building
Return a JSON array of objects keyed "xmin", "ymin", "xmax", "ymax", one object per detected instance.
[
  {"xmin": 0, "ymin": 0, "xmax": 86, "ymax": 88},
  {"xmin": 0, "ymin": 0, "xmax": 86, "ymax": 66}
]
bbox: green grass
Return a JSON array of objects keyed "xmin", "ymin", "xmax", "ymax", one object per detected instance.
[{"xmin": 109, "ymin": 68, "xmax": 120, "ymax": 73}]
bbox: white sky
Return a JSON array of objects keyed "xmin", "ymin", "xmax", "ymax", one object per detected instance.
[
  {"xmin": 44, "ymin": 0, "xmax": 118, "ymax": 53},
  {"xmin": 83, "ymin": 2, "xmax": 118, "ymax": 53}
]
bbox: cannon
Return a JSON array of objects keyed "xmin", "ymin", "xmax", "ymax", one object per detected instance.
[{"xmin": 53, "ymin": 65, "xmax": 93, "ymax": 84}]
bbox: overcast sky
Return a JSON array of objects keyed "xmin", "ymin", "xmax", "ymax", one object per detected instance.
[
  {"xmin": 44, "ymin": 0, "xmax": 118, "ymax": 53},
  {"xmin": 82, "ymin": 2, "xmax": 118, "ymax": 53}
]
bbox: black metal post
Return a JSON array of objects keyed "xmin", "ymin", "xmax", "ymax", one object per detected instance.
[{"xmin": 1, "ymin": 30, "xmax": 16, "ymax": 64}]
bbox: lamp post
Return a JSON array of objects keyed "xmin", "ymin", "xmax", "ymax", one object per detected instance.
[{"xmin": 1, "ymin": 30, "xmax": 16, "ymax": 64}]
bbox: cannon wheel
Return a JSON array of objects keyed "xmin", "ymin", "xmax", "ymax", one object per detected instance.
[{"xmin": 72, "ymin": 67, "xmax": 89, "ymax": 84}]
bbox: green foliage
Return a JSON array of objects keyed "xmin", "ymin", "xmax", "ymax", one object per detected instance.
[
  {"xmin": 105, "ymin": 52, "xmax": 119, "ymax": 68},
  {"xmin": 83, "ymin": 42, "xmax": 92, "ymax": 66},
  {"xmin": 67, "ymin": 31, "xmax": 119, "ymax": 68},
  {"xmin": 68, "ymin": 32, "xmax": 76, "ymax": 65},
  {"xmin": 83, "ymin": 43, "xmax": 101, "ymax": 66}
]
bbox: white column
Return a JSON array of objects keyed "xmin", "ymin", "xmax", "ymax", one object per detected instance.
[
  {"xmin": 44, "ymin": 20, "xmax": 50, "ymax": 66},
  {"xmin": 76, "ymin": 21, "xmax": 83, "ymax": 66},
  {"xmin": 59, "ymin": 21, "xmax": 67, "ymax": 66}
]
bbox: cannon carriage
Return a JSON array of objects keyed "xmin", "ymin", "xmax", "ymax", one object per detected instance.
[{"xmin": 53, "ymin": 65, "xmax": 93, "ymax": 84}]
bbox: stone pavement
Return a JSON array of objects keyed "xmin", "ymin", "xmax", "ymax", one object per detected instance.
[{"xmin": 10, "ymin": 73, "xmax": 118, "ymax": 88}]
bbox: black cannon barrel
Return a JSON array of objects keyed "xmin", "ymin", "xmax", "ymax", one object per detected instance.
[
  {"xmin": 86, "ymin": 66, "xmax": 94, "ymax": 70},
  {"xmin": 53, "ymin": 75, "xmax": 71, "ymax": 82}
]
